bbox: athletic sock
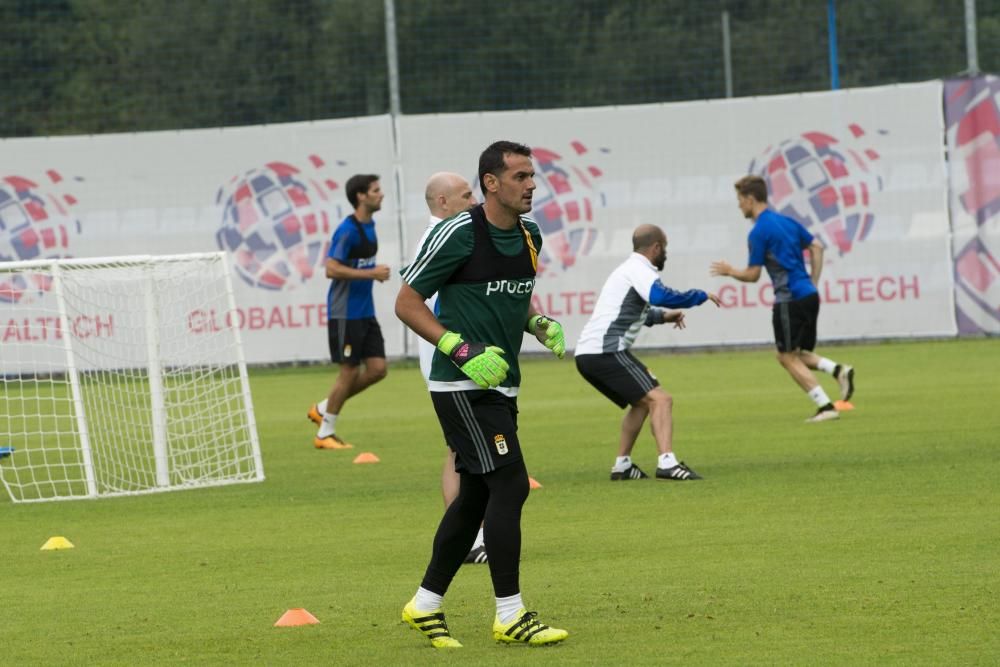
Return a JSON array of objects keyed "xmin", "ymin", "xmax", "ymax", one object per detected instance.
[
  {"xmin": 807, "ymin": 386, "xmax": 833, "ymax": 408},
  {"xmin": 317, "ymin": 398, "xmax": 329, "ymax": 413},
  {"xmin": 317, "ymin": 413, "xmax": 338, "ymax": 438},
  {"xmin": 496, "ymin": 593, "xmax": 524, "ymax": 624},
  {"xmin": 612, "ymin": 456, "xmax": 632, "ymax": 472},
  {"xmin": 414, "ymin": 586, "xmax": 444, "ymax": 612},
  {"xmin": 817, "ymin": 357, "xmax": 837, "ymax": 374},
  {"xmin": 472, "ymin": 526, "xmax": 485, "ymax": 550},
  {"xmin": 658, "ymin": 452, "xmax": 678, "ymax": 469}
]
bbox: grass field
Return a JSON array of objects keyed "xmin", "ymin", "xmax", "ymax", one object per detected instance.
[{"xmin": 4, "ymin": 339, "xmax": 999, "ymax": 665}]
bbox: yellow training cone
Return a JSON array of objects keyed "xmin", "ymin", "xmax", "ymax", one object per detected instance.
[
  {"xmin": 353, "ymin": 452, "xmax": 380, "ymax": 464},
  {"xmin": 274, "ymin": 608, "xmax": 321, "ymax": 627},
  {"xmin": 40, "ymin": 536, "xmax": 74, "ymax": 551}
]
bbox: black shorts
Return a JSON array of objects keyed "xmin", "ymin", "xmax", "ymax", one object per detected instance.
[
  {"xmin": 772, "ymin": 293, "xmax": 820, "ymax": 352},
  {"xmin": 430, "ymin": 390, "xmax": 521, "ymax": 475},
  {"xmin": 327, "ymin": 318, "xmax": 385, "ymax": 365},
  {"xmin": 575, "ymin": 351, "xmax": 659, "ymax": 409}
]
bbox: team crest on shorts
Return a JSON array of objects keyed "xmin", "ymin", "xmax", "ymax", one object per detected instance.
[
  {"xmin": 494, "ymin": 434, "xmax": 509, "ymax": 455},
  {"xmin": 343, "ymin": 344, "xmax": 352, "ymax": 357}
]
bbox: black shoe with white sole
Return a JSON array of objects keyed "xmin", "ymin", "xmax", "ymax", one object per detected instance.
[{"xmin": 655, "ymin": 462, "xmax": 702, "ymax": 480}]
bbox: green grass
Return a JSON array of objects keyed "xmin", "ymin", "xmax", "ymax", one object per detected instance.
[{"xmin": 3, "ymin": 339, "xmax": 999, "ymax": 665}]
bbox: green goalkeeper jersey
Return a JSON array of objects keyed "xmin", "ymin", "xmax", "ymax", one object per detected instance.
[{"xmin": 401, "ymin": 204, "xmax": 542, "ymax": 395}]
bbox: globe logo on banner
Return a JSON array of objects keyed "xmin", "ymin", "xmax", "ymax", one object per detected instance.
[
  {"xmin": 216, "ymin": 156, "xmax": 346, "ymax": 291},
  {"xmin": 529, "ymin": 141, "xmax": 608, "ymax": 276},
  {"xmin": 748, "ymin": 125, "xmax": 884, "ymax": 257},
  {"xmin": 944, "ymin": 75, "xmax": 1000, "ymax": 333},
  {"xmin": 0, "ymin": 171, "xmax": 83, "ymax": 304}
]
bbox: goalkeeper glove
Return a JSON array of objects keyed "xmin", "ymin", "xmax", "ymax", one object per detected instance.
[
  {"xmin": 437, "ymin": 331, "xmax": 509, "ymax": 389},
  {"xmin": 527, "ymin": 315, "xmax": 565, "ymax": 359}
]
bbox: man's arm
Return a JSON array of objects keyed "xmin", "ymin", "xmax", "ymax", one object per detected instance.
[
  {"xmin": 395, "ymin": 283, "xmax": 447, "ymax": 345},
  {"xmin": 326, "ymin": 258, "xmax": 391, "ymax": 282},
  {"xmin": 649, "ymin": 281, "xmax": 721, "ymax": 308},
  {"xmin": 709, "ymin": 260, "xmax": 762, "ymax": 283},
  {"xmin": 806, "ymin": 239, "xmax": 824, "ymax": 285}
]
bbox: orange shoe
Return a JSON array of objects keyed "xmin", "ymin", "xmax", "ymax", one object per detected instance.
[
  {"xmin": 307, "ymin": 404, "xmax": 322, "ymax": 426},
  {"xmin": 314, "ymin": 434, "xmax": 354, "ymax": 450}
]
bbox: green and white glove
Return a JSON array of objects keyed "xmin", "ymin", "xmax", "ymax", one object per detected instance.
[
  {"xmin": 437, "ymin": 331, "xmax": 509, "ymax": 389},
  {"xmin": 527, "ymin": 315, "xmax": 565, "ymax": 359}
]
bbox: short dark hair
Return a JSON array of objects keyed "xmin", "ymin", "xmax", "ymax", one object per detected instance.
[
  {"xmin": 734, "ymin": 175, "xmax": 768, "ymax": 203},
  {"xmin": 345, "ymin": 174, "xmax": 380, "ymax": 208},
  {"xmin": 478, "ymin": 141, "xmax": 532, "ymax": 195}
]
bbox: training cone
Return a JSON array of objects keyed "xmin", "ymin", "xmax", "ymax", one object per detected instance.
[
  {"xmin": 833, "ymin": 400, "xmax": 855, "ymax": 411},
  {"xmin": 528, "ymin": 476, "xmax": 543, "ymax": 489},
  {"xmin": 274, "ymin": 608, "xmax": 320, "ymax": 627},
  {"xmin": 353, "ymin": 452, "xmax": 380, "ymax": 464},
  {"xmin": 40, "ymin": 536, "xmax": 74, "ymax": 551}
]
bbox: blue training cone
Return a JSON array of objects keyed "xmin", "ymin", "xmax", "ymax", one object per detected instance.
[{"xmin": 0, "ymin": 446, "xmax": 14, "ymax": 460}]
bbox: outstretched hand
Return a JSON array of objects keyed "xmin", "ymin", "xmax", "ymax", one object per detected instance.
[
  {"xmin": 709, "ymin": 260, "xmax": 732, "ymax": 277},
  {"xmin": 664, "ymin": 311, "xmax": 686, "ymax": 329},
  {"xmin": 706, "ymin": 292, "xmax": 721, "ymax": 307}
]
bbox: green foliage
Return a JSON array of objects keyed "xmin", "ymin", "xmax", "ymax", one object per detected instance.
[
  {"xmin": 0, "ymin": 1, "xmax": 997, "ymax": 137},
  {"xmin": 3, "ymin": 339, "xmax": 999, "ymax": 664}
]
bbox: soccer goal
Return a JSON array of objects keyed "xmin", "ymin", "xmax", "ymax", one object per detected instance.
[{"xmin": 0, "ymin": 252, "xmax": 264, "ymax": 503}]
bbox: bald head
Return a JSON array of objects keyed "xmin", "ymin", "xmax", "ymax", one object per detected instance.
[
  {"xmin": 632, "ymin": 224, "xmax": 666, "ymax": 252},
  {"xmin": 633, "ymin": 224, "xmax": 668, "ymax": 270},
  {"xmin": 425, "ymin": 172, "xmax": 474, "ymax": 219}
]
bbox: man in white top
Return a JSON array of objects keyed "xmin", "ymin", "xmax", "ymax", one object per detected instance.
[
  {"xmin": 414, "ymin": 171, "xmax": 486, "ymax": 564},
  {"xmin": 575, "ymin": 224, "xmax": 720, "ymax": 481}
]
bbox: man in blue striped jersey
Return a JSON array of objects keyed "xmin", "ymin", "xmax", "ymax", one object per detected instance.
[
  {"xmin": 711, "ymin": 175, "xmax": 855, "ymax": 423},
  {"xmin": 307, "ymin": 174, "xmax": 392, "ymax": 450}
]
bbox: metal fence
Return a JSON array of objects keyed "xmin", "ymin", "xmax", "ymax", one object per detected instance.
[{"xmin": 0, "ymin": 0, "xmax": 996, "ymax": 138}]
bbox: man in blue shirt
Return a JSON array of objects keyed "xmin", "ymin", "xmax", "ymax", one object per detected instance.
[
  {"xmin": 711, "ymin": 175, "xmax": 855, "ymax": 423},
  {"xmin": 307, "ymin": 174, "xmax": 392, "ymax": 448}
]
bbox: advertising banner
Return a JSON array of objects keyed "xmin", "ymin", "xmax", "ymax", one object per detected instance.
[{"xmin": 2, "ymin": 81, "xmax": 955, "ymax": 366}]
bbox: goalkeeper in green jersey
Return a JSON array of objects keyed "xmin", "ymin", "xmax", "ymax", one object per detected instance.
[{"xmin": 395, "ymin": 140, "xmax": 568, "ymax": 648}]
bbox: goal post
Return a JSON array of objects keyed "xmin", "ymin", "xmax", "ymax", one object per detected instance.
[{"xmin": 0, "ymin": 252, "xmax": 264, "ymax": 503}]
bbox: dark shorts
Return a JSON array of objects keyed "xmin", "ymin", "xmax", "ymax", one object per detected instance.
[
  {"xmin": 327, "ymin": 318, "xmax": 385, "ymax": 365},
  {"xmin": 575, "ymin": 350, "xmax": 659, "ymax": 409},
  {"xmin": 772, "ymin": 292, "xmax": 820, "ymax": 352},
  {"xmin": 430, "ymin": 390, "xmax": 521, "ymax": 475}
]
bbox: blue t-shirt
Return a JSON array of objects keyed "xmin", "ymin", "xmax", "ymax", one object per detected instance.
[
  {"xmin": 326, "ymin": 215, "xmax": 378, "ymax": 319},
  {"xmin": 747, "ymin": 209, "xmax": 817, "ymax": 303}
]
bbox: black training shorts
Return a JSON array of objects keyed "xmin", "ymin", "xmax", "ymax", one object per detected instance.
[
  {"xmin": 327, "ymin": 317, "xmax": 385, "ymax": 365},
  {"xmin": 575, "ymin": 350, "xmax": 659, "ymax": 409},
  {"xmin": 430, "ymin": 390, "xmax": 521, "ymax": 475},
  {"xmin": 772, "ymin": 292, "xmax": 820, "ymax": 353}
]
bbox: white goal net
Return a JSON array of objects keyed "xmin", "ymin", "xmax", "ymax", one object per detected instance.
[{"xmin": 0, "ymin": 252, "xmax": 264, "ymax": 503}]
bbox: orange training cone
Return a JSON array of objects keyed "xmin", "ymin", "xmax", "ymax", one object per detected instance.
[
  {"xmin": 528, "ymin": 477, "xmax": 542, "ymax": 489},
  {"xmin": 274, "ymin": 608, "xmax": 320, "ymax": 627},
  {"xmin": 833, "ymin": 400, "xmax": 855, "ymax": 411},
  {"xmin": 353, "ymin": 452, "xmax": 380, "ymax": 464}
]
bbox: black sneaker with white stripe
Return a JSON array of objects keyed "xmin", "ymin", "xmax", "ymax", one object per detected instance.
[
  {"xmin": 655, "ymin": 461, "xmax": 702, "ymax": 480},
  {"xmin": 463, "ymin": 545, "xmax": 488, "ymax": 564},
  {"xmin": 610, "ymin": 464, "xmax": 649, "ymax": 481}
]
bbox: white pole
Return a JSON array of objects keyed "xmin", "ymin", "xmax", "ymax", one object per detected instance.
[
  {"xmin": 965, "ymin": 0, "xmax": 980, "ymax": 75},
  {"xmin": 144, "ymin": 264, "xmax": 170, "ymax": 488},
  {"xmin": 722, "ymin": 11, "xmax": 733, "ymax": 98},
  {"xmin": 384, "ymin": 0, "xmax": 410, "ymax": 359},
  {"xmin": 52, "ymin": 263, "xmax": 99, "ymax": 498},
  {"xmin": 220, "ymin": 253, "xmax": 265, "ymax": 481}
]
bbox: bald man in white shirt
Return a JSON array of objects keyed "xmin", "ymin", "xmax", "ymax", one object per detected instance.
[{"xmin": 412, "ymin": 172, "xmax": 486, "ymax": 564}]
